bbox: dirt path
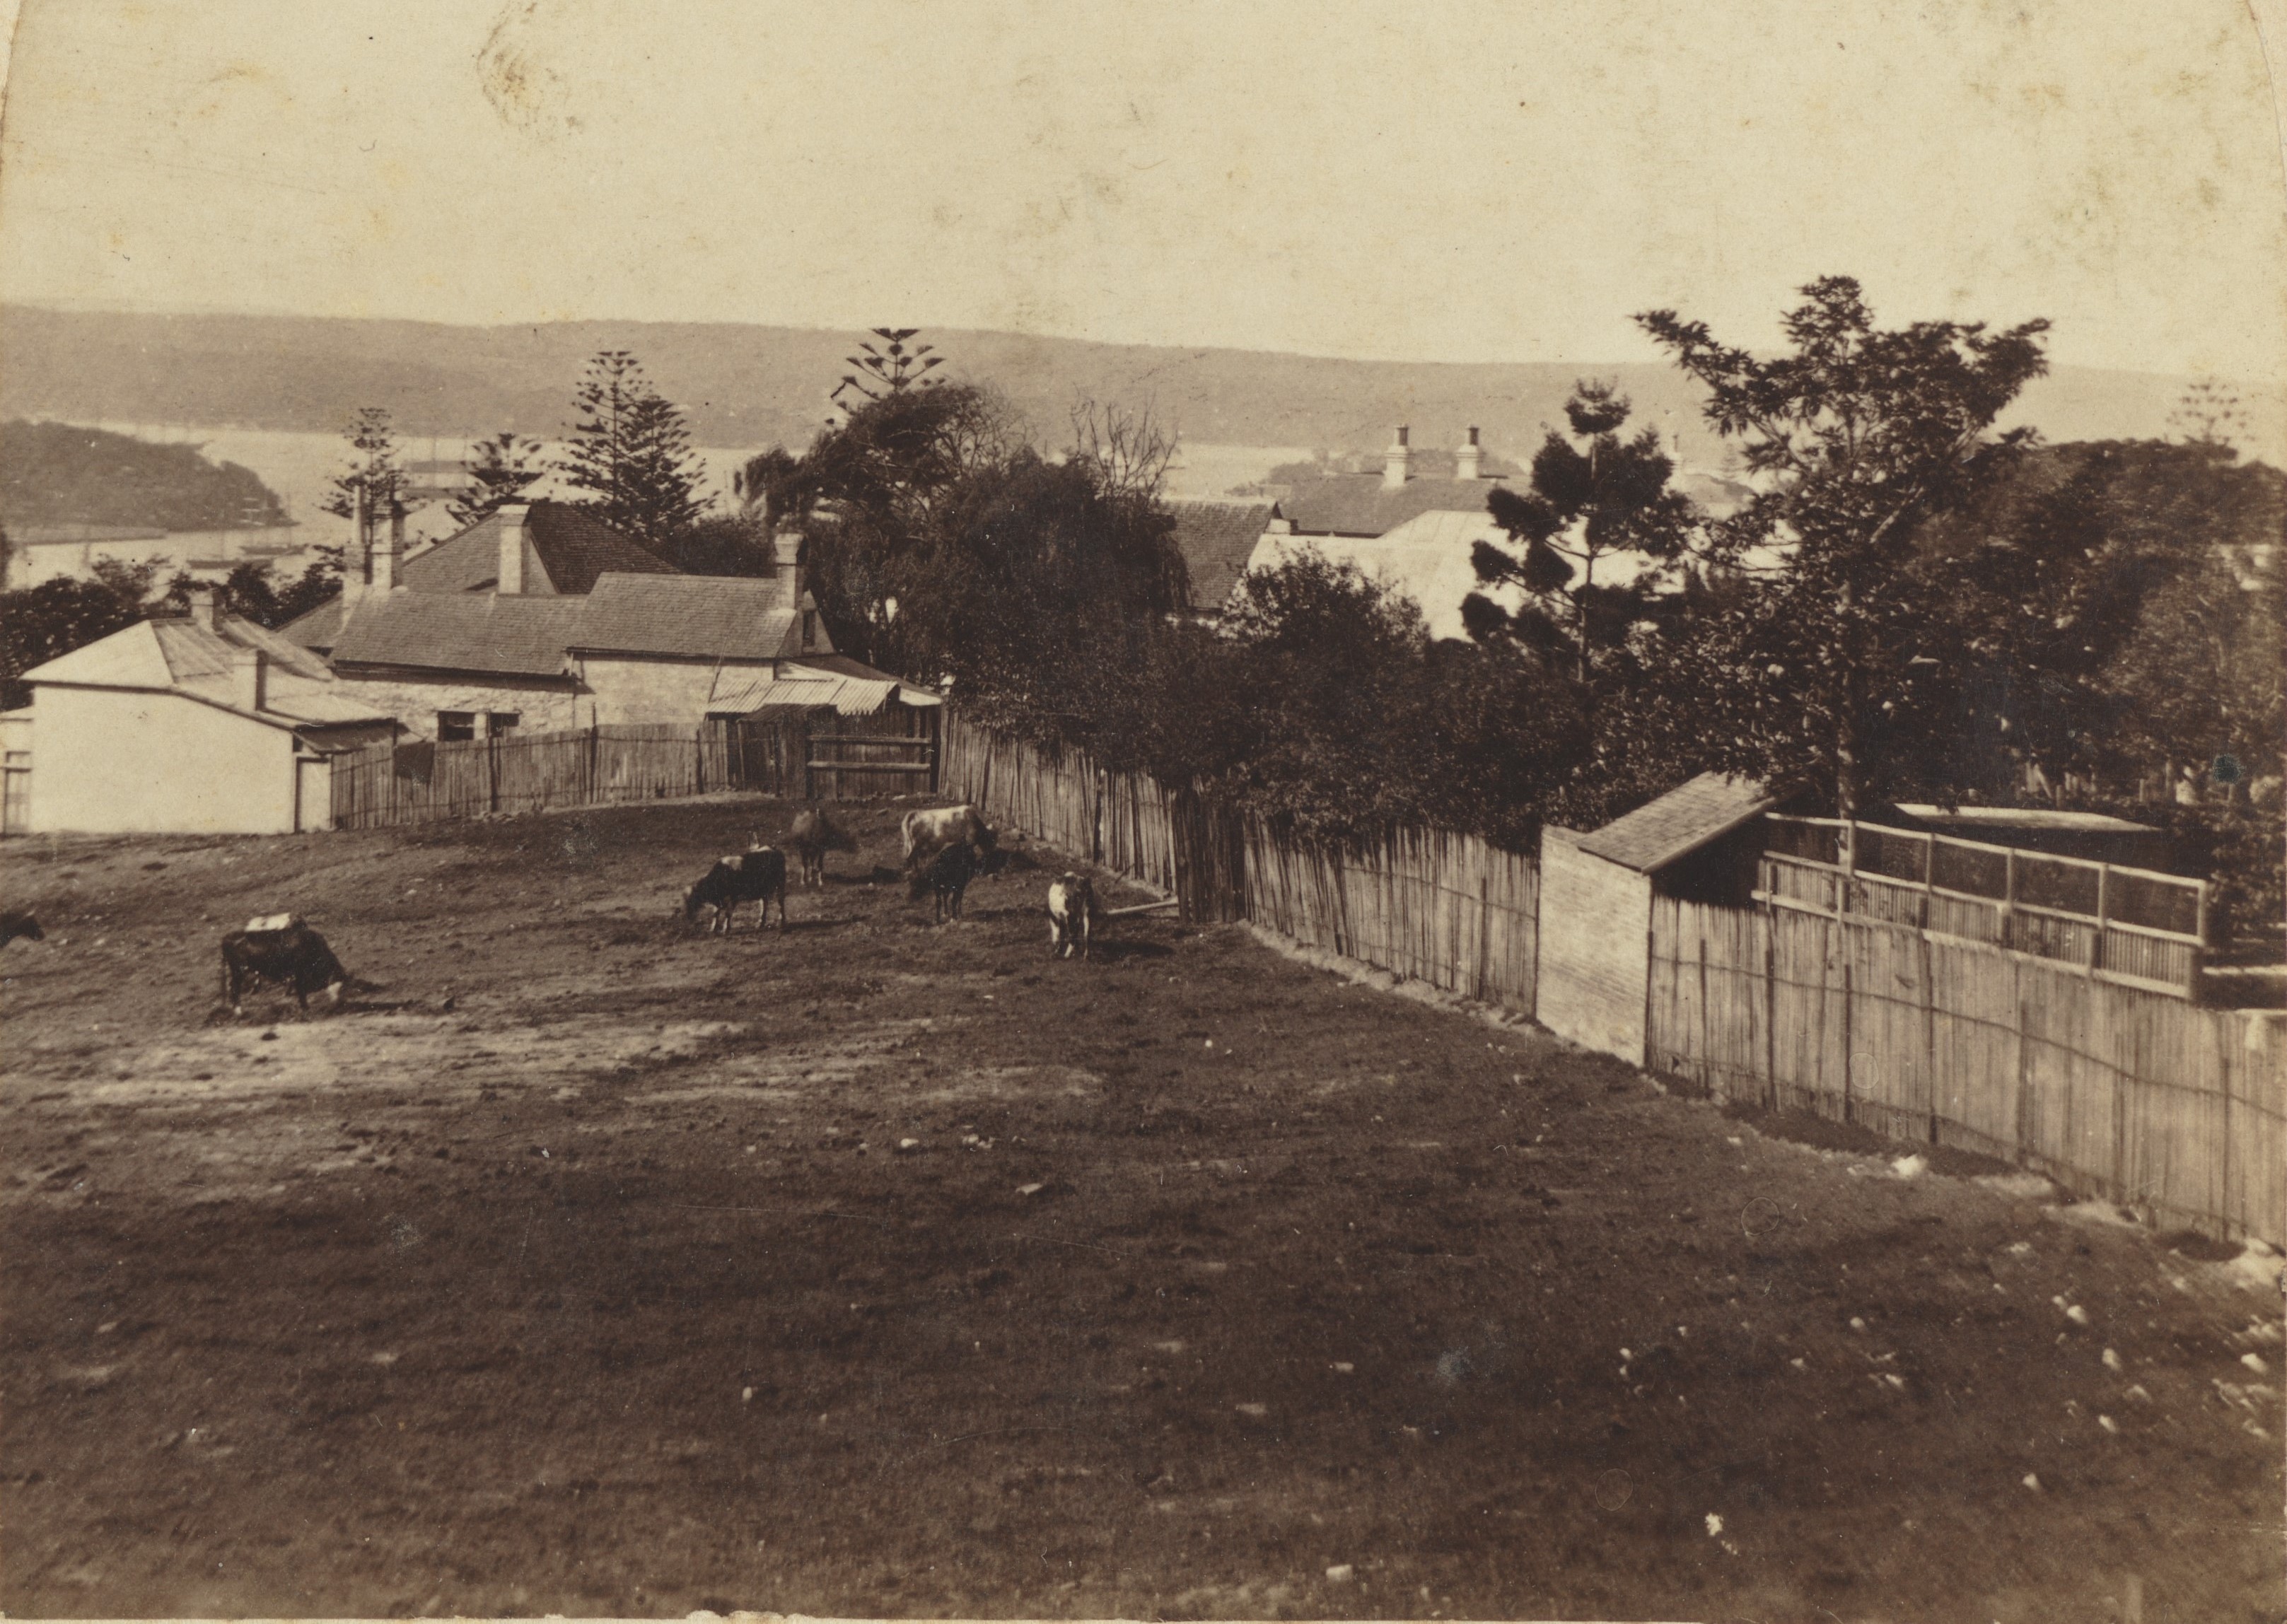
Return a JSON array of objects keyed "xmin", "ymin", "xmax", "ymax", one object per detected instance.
[{"xmin": 1, "ymin": 800, "xmax": 2279, "ymax": 1620}]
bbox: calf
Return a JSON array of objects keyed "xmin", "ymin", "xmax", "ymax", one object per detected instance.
[
  {"xmin": 1046, "ymin": 873, "xmax": 1100, "ymax": 960},
  {"xmin": 901, "ymin": 804, "xmax": 996, "ymax": 870},
  {"xmin": 784, "ymin": 807, "xmax": 856, "ymax": 888},
  {"xmin": 1, "ymin": 910, "xmax": 43, "ymax": 948},
  {"xmin": 219, "ymin": 916, "xmax": 351, "ymax": 1015},
  {"xmin": 681, "ymin": 847, "xmax": 788, "ymax": 934},
  {"xmin": 909, "ymin": 839, "xmax": 979, "ymax": 923}
]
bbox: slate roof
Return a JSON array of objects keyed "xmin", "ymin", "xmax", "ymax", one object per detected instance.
[
  {"xmin": 1281, "ymin": 476, "xmax": 1507, "ymax": 538},
  {"xmin": 1575, "ymin": 773, "xmax": 1776, "ymax": 872},
  {"xmin": 571, "ymin": 574, "xmax": 808, "ymax": 660},
  {"xmin": 23, "ymin": 613, "xmax": 394, "ymax": 731},
  {"xmin": 277, "ymin": 593, "xmax": 349, "ymax": 653},
  {"xmin": 400, "ymin": 501, "xmax": 677, "ymax": 596},
  {"xmin": 329, "ymin": 593, "xmax": 589, "ymax": 677},
  {"xmin": 1167, "ymin": 500, "xmax": 1277, "ymax": 611}
]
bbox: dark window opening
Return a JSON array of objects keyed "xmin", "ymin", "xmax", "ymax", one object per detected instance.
[
  {"xmin": 486, "ymin": 712, "xmax": 521, "ymax": 738},
  {"xmin": 801, "ymin": 610, "xmax": 817, "ymax": 650},
  {"xmin": 436, "ymin": 711, "xmax": 477, "ymax": 742}
]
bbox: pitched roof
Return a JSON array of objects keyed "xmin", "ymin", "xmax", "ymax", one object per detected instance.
[
  {"xmin": 571, "ymin": 574, "xmax": 808, "ymax": 660},
  {"xmin": 1576, "ymin": 773, "xmax": 1775, "ymax": 872},
  {"xmin": 1281, "ymin": 476, "xmax": 1507, "ymax": 538},
  {"xmin": 400, "ymin": 501, "xmax": 677, "ymax": 596},
  {"xmin": 23, "ymin": 612, "xmax": 393, "ymax": 730},
  {"xmin": 1168, "ymin": 500, "xmax": 1276, "ymax": 610},
  {"xmin": 330, "ymin": 592, "xmax": 588, "ymax": 677},
  {"xmin": 277, "ymin": 593, "xmax": 349, "ymax": 653}
]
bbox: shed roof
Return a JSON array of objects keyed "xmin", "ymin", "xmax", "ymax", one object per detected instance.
[
  {"xmin": 1167, "ymin": 500, "xmax": 1277, "ymax": 610},
  {"xmin": 707, "ymin": 655, "xmax": 934, "ymax": 716},
  {"xmin": 572, "ymin": 574, "xmax": 807, "ymax": 659},
  {"xmin": 401, "ymin": 501, "xmax": 676, "ymax": 595},
  {"xmin": 1887, "ymin": 804, "xmax": 2161, "ymax": 836},
  {"xmin": 1576, "ymin": 773, "xmax": 1776, "ymax": 872},
  {"xmin": 330, "ymin": 592, "xmax": 588, "ymax": 677},
  {"xmin": 1281, "ymin": 476, "xmax": 1507, "ymax": 538}
]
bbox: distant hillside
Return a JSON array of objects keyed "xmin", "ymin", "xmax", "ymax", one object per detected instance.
[
  {"xmin": 1, "ymin": 304, "xmax": 2271, "ymax": 470},
  {"xmin": 0, "ymin": 419, "xmax": 289, "ymax": 530}
]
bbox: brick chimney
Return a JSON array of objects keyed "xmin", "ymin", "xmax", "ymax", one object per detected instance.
[
  {"xmin": 1457, "ymin": 426, "xmax": 1484, "ymax": 481},
  {"xmin": 375, "ymin": 501, "xmax": 405, "ymax": 592},
  {"xmin": 497, "ymin": 503, "xmax": 532, "ymax": 596},
  {"xmin": 231, "ymin": 646, "xmax": 267, "ymax": 712},
  {"xmin": 188, "ymin": 583, "xmax": 221, "ymax": 631},
  {"xmin": 773, "ymin": 529, "xmax": 805, "ymax": 609},
  {"xmin": 1382, "ymin": 426, "xmax": 1411, "ymax": 490}
]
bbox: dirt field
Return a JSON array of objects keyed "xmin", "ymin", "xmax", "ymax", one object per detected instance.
[{"xmin": 1, "ymin": 798, "xmax": 2280, "ymax": 1622}]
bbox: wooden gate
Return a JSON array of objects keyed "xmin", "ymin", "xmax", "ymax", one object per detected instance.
[
  {"xmin": 806, "ymin": 707, "xmax": 938, "ymax": 799},
  {"xmin": 1, "ymin": 749, "xmax": 28, "ymax": 836}
]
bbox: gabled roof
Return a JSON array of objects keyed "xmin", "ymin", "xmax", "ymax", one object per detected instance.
[
  {"xmin": 1281, "ymin": 476, "xmax": 1507, "ymax": 538},
  {"xmin": 400, "ymin": 501, "xmax": 677, "ymax": 595},
  {"xmin": 277, "ymin": 593, "xmax": 349, "ymax": 653},
  {"xmin": 330, "ymin": 592, "xmax": 588, "ymax": 677},
  {"xmin": 1168, "ymin": 500, "xmax": 1276, "ymax": 610},
  {"xmin": 23, "ymin": 612, "xmax": 394, "ymax": 731},
  {"xmin": 571, "ymin": 574, "xmax": 813, "ymax": 660},
  {"xmin": 1576, "ymin": 773, "xmax": 1775, "ymax": 872}
]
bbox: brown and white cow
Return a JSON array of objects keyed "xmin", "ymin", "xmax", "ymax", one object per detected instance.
[
  {"xmin": 900, "ymin": 804, "xmax": 995, "ymax": 870},
  {"xmin": 1046, "ymin": 874, "xmax": 1100, "ymax": 960}
]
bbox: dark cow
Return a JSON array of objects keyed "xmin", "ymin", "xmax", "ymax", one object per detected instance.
[
  {"xmin": 784, "ymin": 807, "xmax": 856, "ymax": 888},
  {"xmin": 900, "ymin": 804, "xmax": 996, "ymax": 870},
  {"xmin": 1, "ymin": 911, "xmax": 44, "ymax": 948},
  {"xmin": 909, "ymin": 839, "xmax": 979, "ymax": 923},
  {"xmin": 219, "ymin": 916, "xmax": 351, "ymax": 1015},
  {"xmin": 1046, "ymin": 873, "xmax": 1100, "ymax": 960},
  {"xmin": 681, "ymin": 848, "xmax": 788, "ymax": 934}
]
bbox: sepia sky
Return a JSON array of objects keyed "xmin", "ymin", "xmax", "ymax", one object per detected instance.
[{"xmin": 0, "ymin": 0, "xmax": 2282, "ymax": 382}]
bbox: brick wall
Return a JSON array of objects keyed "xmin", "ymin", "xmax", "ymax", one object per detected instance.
[{"xmin": 1536, "ymin": 827, "xmax": 1653, "ymax": 1065}]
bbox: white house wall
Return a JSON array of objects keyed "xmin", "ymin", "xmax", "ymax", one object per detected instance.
[
  {"xmin": 579, "ymin": 657, "xmax": 777, "ymax": 726},
  {"xmin": 331, "ymin": 672, "xmax": 583, "ymax": 738},
  {"xmin": 30, "ymin": 685, "xmax": 300, "ymax": 834}
]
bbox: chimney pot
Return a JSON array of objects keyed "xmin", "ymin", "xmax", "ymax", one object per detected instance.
[
  {"xmin": 1457, "ymin": 425, "xmax": 1484, "ymax": 481},
  {"xmin": 188, "ymin": 584, "xmax": 221, "ymax": 631},
  {"xmin": 1383, "ymin": 425, "xmax": 1412, "ymax": 490},
  {"xmin": 231, "ymin": 647, "xmax": 267, "ymax": 712},
  {"xmin": 497, "ymin": 503, "xmax": 531, "ymax": 596}
]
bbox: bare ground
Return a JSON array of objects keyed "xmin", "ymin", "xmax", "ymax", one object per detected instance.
[{"xmin": 1, "ymin": 800, "xmax": 2280, "ymax": 1622}]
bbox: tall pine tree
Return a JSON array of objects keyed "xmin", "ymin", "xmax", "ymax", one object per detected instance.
[
  {"xmin": 559, "ymin": 351, "xmax": 710, "ymax": 551},
  {"xmin": 448, "ymin": 431, "xmax": 545, "ymax": 527}
]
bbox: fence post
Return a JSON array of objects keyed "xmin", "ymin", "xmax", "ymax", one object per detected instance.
[
  {"xmin": 1764, "ymin": 916, "xmax": 1779, "ymax": 1110},
  {"xmin": 2093, "ymin": 864, "xmax": 2109, "ymax": 975},
  {"xmin": 1921, "ymin": 831, "xmax": 1936, "ymax": 929},
  {"xmin": 487, "ymin": 732, "xmax": 500, "ymax": 815},
  {"xmin": 1477, "ymin": 875, "xmax": 1490, "ymax": 1003},
  {"xmin": 2002, "ymin": 848, "xmax": 2018, "ymax": 952}
]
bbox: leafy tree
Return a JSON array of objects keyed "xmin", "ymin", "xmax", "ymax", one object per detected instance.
[
  {"xmin": 1466, "ymin": 380, "xmax": 1695, "ymax": 677},
  {"xmin": 730, "ymin": 445, "xmax": 801, "ymax": 517},
  {"xmin": 1634, "ymin": 276, "xmax": 2052, "ymax": 822},
  {"xmin": 0, "ymin": 560, "xmax": 157, "ymax": 708},
  {"xmin": 830, "ymin": 328, "xmax": 945, "ymax": 419},
  {"xmin": 447, "ymin": 431, "xmax": 545, "ymax": 527},
  {"xmin": 655, "ymin": 511, "xmax": 777, "ymax": 578},
  {"xmin": 156, "ymin": 556, "xmax": 342, "ymax": 631},
  {"xmin": 320, "ymin": 408, "xmax": 406, "ymax": 522},
  {"xmin": 559, "ymin": 351, "xmax": 711, "ymax": 551}
]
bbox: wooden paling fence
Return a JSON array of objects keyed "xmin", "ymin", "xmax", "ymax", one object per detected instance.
[
  {"xmin": 1648, "ymin": 893, "xmax": 2283, "ymax": 1245},
  {"xmin": 331, "ymin": 716, "xmax": 821, "ymax": 830},
  {"xmin": 940, "ymin": 713, "xmax": 1534, "ymax": 994}
]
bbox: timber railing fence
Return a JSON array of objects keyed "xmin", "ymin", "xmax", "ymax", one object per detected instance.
[{"xmin": 941, "ymin": 711, "xmax": 2279, "ymax": 1245}]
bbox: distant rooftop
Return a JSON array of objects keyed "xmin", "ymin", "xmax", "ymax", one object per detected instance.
[{"xmin": 1282, "ymin": 475, "xmax": 1506, "ymax": 539}]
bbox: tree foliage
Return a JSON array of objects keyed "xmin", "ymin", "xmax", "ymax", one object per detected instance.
[
  {"xmin": 1467, "ymin": 380, "xmax": 1695, "ymax": 675},
  {"xmin": 448, "ymin": 431, "xmax": 546, "ymax": 528},
  {"xmin": 830, "ymin": 328, "xmax": 945, "ymax": 420},
  {"xmin": 1634, "ymin": 275, "xmax": 2052, "ymax": 817},
  {"xmin": 0, "ymin": 561, "xmax": 158, "ymax": 708},
  {"xmin": 0, "ymin": 420, "xmax": 287, "ymax": 532},
  {"xmin": 559, "ymin": 351, "xmax": 711, "ymax": 551},
  {"xmin": 320, "ymin": 408, "xmax": 405, "ymax": 522}
]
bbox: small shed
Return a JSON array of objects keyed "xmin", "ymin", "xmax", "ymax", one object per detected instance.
[{"xmin": 1537, "ymin": 774, "xmax": 1775, "ymax": 1065}]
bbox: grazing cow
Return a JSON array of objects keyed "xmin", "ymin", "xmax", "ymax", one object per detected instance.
[
  {"xmin": 1, "ymin": 910, "xmax": 43, "ymax": 947},
  {"xmin": 901, "ymin": 804, "xmax": 996, "ymax": 870},
  {"xmin": 681, "ymin": 847, "xmax": 788, "ymax": 934},
  {"xmin": 219, "ymin": 916, "xmax": 351, "ymax": 1015},
  {"xmin": 909, "ymin": 839, "xmax": 979, "ymax": 923},
  {"xmin": 1046, "ymin": 873, "xmax": 1100, "ymax": 960},
  {"xmin": 784, "ymin": 807, "xmax": 856, "ymax": 888}
]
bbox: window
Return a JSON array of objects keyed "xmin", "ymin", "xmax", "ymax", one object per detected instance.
[
  {"xmin": 436, "ymin": 711, "xmax": 476, "ymax": 742},
  {"xmin": 801, "ymin": 609, "xmax": 817, "ymax": 650},
  {"xmin": 486, "ymin": 712, "xmax": 521, "ymax": 738}
]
